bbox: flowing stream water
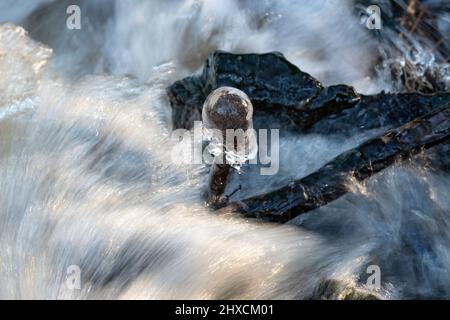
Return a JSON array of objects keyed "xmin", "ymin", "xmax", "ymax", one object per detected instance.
[{"xmin": 0, "ymin": 0, "xmax": 449, "ymax": 299}]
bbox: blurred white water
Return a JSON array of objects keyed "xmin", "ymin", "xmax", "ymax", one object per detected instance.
[
  {"xmin": 107, "ymin": 0, "xmax": 380, "ymax": 91},
  {"xmin": 0, "ymin": 1, "xmax": 449, "ymax": 299}
]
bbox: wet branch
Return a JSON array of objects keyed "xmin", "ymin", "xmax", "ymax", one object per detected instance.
[{"xmin": 234, "ymin": 104, "xmax": 450, "ymax": 223}]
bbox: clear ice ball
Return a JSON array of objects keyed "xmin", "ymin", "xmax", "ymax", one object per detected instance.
[{"xmin": 202, "ymin": 87, "xmax": 258, "ymax": 169}]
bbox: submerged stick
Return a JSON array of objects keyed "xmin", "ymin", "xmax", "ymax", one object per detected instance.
[
  {"xmin": 203, "ymin": 87, "xmax": 256, "ymax": 208},
  {"xmin": 234, "ymin": 104, "xmax": 450, "ymax": 223},
  {"xmin": 207, "ymin": 159, "xmax": 231, "ymax": 208}
]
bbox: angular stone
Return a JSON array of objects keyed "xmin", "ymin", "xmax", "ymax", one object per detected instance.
[
  {"xmin": 309, "ymin": 91, "xmax": 450, "ymax": 135},
  {"xmin": 168, "ymin": 50, "xmax": 322, "ymax": 130},
  {"xmin": 168, "ymin": 51, "xmax": 450, "ymax": 135}
]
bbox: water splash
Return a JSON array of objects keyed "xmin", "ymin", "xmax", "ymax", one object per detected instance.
[{"xmin": 0, "ymin": 1, "xmax": 449, "ymax": 299}]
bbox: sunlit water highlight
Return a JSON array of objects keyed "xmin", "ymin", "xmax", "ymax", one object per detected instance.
[{"xmin": 0, "ymin": 0, "xmax": 449, "ymax": 299}]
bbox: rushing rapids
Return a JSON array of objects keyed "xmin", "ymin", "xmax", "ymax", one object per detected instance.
[{"xmin": 0, "ymin": 0, "xmax": 449, "ymax": 299}]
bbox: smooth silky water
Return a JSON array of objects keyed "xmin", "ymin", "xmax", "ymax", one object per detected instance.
[{"xmin": 0, "ymin": 0, "xmax": 449, "ymax": 299}]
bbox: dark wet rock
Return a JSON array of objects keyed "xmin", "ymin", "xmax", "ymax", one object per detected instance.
[
  {"xmin": 310, "ymin": 91, "xmax": 450, "ymax": 135},
  {"xmin": 168, "ymin": 51, "xmax": 450, "ymax": 134},
  {"xmin": 235, "ymin": 104, "xmax": 450, "ymax": 223},
  {"xmin": 168, "ymin": 51, "xmax": 450, "ymax": 222},
  {"xmin": 292, "ymin": 84, "xmax": 360, "ymax": 129},
  {"xmin": 168, "ymin": 50, "xmax": 322, "ymax": 130},
  {"xmin": 311, "ymin": 279, "xmax": 380, "ymax": 300},
  {"xmin": 201, "ymin": 51, "xmax": 323, "ymax": 109},
  {"xmin": 168, "ymin": 75, "xmax": 205, "ymax": 130}
]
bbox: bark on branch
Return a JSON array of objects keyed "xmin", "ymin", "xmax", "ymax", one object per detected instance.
[{"xmin": 234, "ymin": 104, "xmax": 450, "ymax": 223}]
